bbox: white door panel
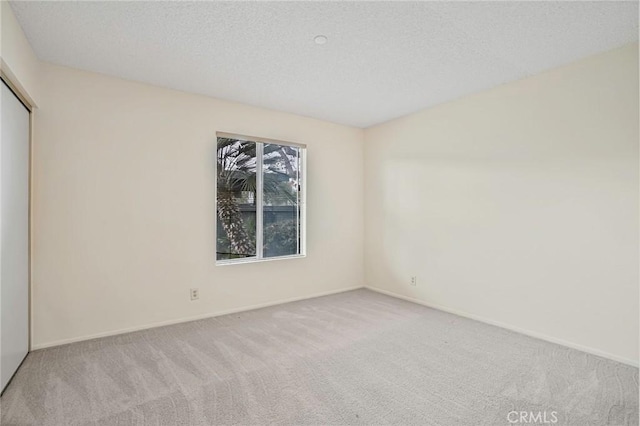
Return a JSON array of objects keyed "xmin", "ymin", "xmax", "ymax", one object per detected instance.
[{"xmin": 1, "ymin": 80, "xmax": 30, "ymax": 392}]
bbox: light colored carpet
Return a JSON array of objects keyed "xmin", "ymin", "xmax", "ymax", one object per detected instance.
[{"xmin": 0, "ymin": 289, "xmax": 638, "ymax": 425}]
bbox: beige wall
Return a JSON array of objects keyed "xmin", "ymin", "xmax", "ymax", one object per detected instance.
[
  {"xmin": 0, "ymin": 1, "xmax": 40, "ymax": 105},
  {"xmin": 364, "ymin": 43, "xmax": 639, "ymax": 365},
  {"xmin": 32, "ymin": 63, "xmax": 364, "ymax": 348}
]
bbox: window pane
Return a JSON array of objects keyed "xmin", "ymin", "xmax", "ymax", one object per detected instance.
[
  {"xmin": 262, "ymin": 143, "xmax": 302, "ymax": 258},
  {"xmin": 216, "ymin": 138, "xmax": 257, "ymax": 260}
]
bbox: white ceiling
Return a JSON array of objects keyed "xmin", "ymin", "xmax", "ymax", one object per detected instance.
[{"xmin": 10, "ymin": 1, "xmax": 639, "ymax": 128}]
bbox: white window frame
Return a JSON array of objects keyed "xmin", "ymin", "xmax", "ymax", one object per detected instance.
[{"xmin": 215, "ymin": 132, "xmax": 307, "ymax": 265}]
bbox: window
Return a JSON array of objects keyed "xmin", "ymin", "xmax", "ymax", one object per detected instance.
[{"xmin": 216, "ymin": 133, "xmax": 305, "ymax": 264}]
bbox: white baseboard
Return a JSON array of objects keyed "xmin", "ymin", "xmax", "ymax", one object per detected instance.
[
  {"xmin": 31, "ymin": 286, "xmax": 365, "ymax": 350},
  {"xmin": 365, "ymin": 286, "xmax": 638, "ymax": 368}
]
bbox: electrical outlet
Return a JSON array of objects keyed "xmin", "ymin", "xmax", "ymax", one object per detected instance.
[
  {"xmin": 410, "ymin": 276, "xmax": 417, "ymax": 286},
  {"xmin": 190, "ymin": 288, "xmax": 199, "ymax": 300}
]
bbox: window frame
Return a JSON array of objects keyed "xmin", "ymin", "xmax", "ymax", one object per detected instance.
[{"xmin": 215, "ymin": 132, "xmax": 307, "ymax": 265}]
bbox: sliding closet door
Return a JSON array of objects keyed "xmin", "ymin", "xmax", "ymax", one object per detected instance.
[{"xmin": 1, "ymin": 80, "xmax": 30, "ymax": 392}]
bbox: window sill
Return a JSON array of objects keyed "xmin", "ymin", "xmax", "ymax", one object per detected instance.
[{"xmin": 216, "ymin": 254, "xmax": 306, "ymax": 266}]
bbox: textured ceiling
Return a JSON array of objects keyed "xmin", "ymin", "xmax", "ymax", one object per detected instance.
[{"xmin": 10, "ymin": 1, "xmax": 639, "ymax": 128}]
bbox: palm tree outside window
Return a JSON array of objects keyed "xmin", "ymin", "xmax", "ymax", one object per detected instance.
[{"xmin": 216, "ymin": 133, "xmax": 305, "ymax": 263}]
